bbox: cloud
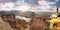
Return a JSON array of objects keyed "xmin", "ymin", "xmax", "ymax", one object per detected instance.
[
  {"xmin": 0, "ymin": 2, "xmax": 15, "ymax": 7},
  {"xmin": 55, "ymin": 0, "xmax": 60, "ymax": 7},
  {"xmin": 0, "ymin": 0, "xmax": 58, "ymax": 12},
  {"xmin": 24, "ymin": 0, "xmax": 38, "ymax": 5},
  {"xmin": 14, "ymin": 0, "xmax": 25, "ymax": 6},
  {"xmin": 38, "ymin": 0, "xmax": 54, "ymax": 8},
  {"xmin": 46, "ymin": 0, "xmax": 57, "ymax": 2},
  {"xmin": 0, "ymin": 0, "xmax": 17, "ymax": 2},
  {"xmin": 0, "ymin": 2, "xmax": 31, "ymax": 11},
  {"xmin": 45, "ymin": 0, "xmax": 60, "ymax": 7},
  {"xmin": 14, "ymin": 4, "xmax": 30, "ymax": 11}
]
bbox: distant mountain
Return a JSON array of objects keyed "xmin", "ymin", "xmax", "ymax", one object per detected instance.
[
  {"xmin": 19, "ymin": 11, "xmax": 54, "ymax": 17},
  {"xmin": 0, "ymin": 10, "xmax": 54, "ymax": 17},
  {"xmin": 10, "ymin": 10, "xmax": 20, "ymax": 15},
  {"xmin": 38, "ymin": 12, "xmax": 54, "ymax": 15},
  {"xmin": 0, "ymin": 10, "xmax": 20, "ymax": 15}
]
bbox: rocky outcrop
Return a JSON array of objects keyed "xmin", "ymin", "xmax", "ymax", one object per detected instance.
[{"xmin": 0, "ymin": 17, "xmax": 14, "ymax": 30}]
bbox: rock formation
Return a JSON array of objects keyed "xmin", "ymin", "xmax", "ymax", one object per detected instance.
[{"xmin": 0, "ymin": 17, "xmax": 14, "ymax": 30}]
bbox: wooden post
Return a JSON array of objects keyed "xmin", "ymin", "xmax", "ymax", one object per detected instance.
[{"xmin": 57, "ymin": 8, "xmax": 58, "ymax": 14}]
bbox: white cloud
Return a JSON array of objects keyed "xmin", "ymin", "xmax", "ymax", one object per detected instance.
[
  {"xmin": 15, "ymin": 0, "xmax": 25, "ymax": 6},
  {"xmin": 14, "ymin": 4, "xmax": 30, "ymax": 11},
  {"xmin": 0, "ymin": 2, "xmax": 15, "ymax": 8},
  {"xmin": 0, "ymin": 0, "xmax": 57, "ymax": 12},
  {"xmin": 0, "ymin": 0, "xmax": 31, "ymax": 11},
  {"xmin": 0, "ymin": 3, "xmax": 31, "ymax": 11}
]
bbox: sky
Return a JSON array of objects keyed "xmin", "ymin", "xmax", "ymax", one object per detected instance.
[{"xmin": 0, "ymin": 0, "xmax": 60, "ymax": 12}]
